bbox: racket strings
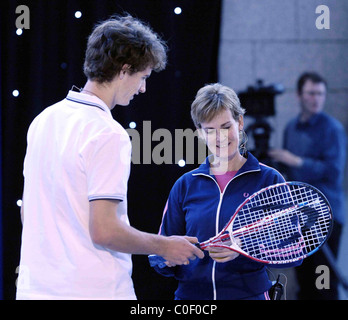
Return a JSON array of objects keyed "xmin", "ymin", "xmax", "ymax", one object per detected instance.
[
  {"xmin": 226, "ymin": 184, "xmax": 332, "ymax": 264},
  {"xmin": 295, "ymin": 186, "xmax": 331, "ymax": 253}
]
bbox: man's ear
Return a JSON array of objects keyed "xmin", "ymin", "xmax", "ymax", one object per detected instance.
[{"xmin": 119, "ymin": 64, "xmax": 131, "ymax": 79}]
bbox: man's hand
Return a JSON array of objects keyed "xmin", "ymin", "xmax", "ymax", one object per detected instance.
[
  {"xmin": 162, "ymin": 236, "xmax": 204, "ymax": 267},
  {"xmin": 268, "ymin": 149, "xmax": 303, "ymax": 167}
]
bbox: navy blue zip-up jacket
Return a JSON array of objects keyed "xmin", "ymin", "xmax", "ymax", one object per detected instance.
[{"xmin": 156, "ymin": 152, "xmax": 301, "ymax": 300}]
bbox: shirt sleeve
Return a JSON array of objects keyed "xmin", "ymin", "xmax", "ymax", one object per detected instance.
[
  {"xmin": 158, "ymin": 180, "xmax": 187, "ymax": 237},
  {"xmin": 153, "ymin": 180, "xmax": 187, "ymax": 277},
  {"xmin": 81, "ymin": 131, "xmax": 131, "ymax": 202}
]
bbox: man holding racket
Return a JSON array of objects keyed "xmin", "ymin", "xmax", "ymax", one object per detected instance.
[
  {"xmin": 16, "ymin": 14, "xmax": 203, "ymax": 300},
  {"xmin": 152, "ymin": 83, "xmax": 301, "ymax": 300}
]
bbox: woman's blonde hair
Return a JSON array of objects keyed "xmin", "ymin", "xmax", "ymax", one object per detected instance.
[{"xmin": 190, "ymin": 83, "xmax": 245, "ymax": 128}]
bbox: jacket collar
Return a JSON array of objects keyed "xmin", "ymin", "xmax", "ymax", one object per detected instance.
[{"xmin": 193, "ymin": 152, "xmax": 261, "ymax": 177}]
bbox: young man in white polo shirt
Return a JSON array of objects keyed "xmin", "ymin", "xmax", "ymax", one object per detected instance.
[{"xmin": 16, "ymin": 15, "xmax": 203, "ymax": 300}]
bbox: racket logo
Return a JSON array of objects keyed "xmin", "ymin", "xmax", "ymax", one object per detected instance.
[
  {"xmin": 243, "ymin": 192, "xmax": 249, "ymax": 198},
  {"xmin": 259, "ymin": 238, "xmax": 305, "ymax": 259}
]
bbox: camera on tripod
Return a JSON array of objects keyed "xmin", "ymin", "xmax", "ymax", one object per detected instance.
[{"xmin": 238, "ymin": 79, "xmax": 284, "ymax": 164}]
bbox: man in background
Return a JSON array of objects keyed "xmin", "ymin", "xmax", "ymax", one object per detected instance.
[{"xmin": 269, "ymin": 72, "xmax": 347, "ymax": 300}]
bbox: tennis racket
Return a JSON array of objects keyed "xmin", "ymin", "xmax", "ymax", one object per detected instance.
[{"xmin": 149, "ymin": 181, "xmax": 333, "ymax": 268}]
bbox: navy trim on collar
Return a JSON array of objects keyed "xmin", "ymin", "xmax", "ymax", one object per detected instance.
[
  {"xmin": 65, "ymin": 90, "xmax": 111, "ymax": 116},
  {"xmin": 66, "ymin": 96, "xmax": 105, "ymax": 112}
]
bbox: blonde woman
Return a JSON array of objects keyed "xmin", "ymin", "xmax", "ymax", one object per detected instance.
[{"xmin": 154, "ymin": 83, "xmax": 300, "ymax": 300}]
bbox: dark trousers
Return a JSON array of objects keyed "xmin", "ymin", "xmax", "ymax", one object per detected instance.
[{"xmin": 295, "ymin": 222, "xmax": 342, "ymax": 300}]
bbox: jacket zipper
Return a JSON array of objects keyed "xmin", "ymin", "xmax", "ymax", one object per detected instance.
[
  {"xmin": 212, "ymin": 192, "xmax": 223, "ymax": 300},
  {"xmin": 192, "ymin": 169, "xmax": 260, "ymax": 300},
  {"xmin": 191, "ymin": 173, "xmax": 223, "ymax": 300}
]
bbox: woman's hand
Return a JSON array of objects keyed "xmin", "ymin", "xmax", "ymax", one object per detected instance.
[
  {"xmin": 208, "ymin": 246, "xmax": 240, "ymax": 263},
  {"xmin": 207, "ymin": 238, "xmax": 241, "ymax": 263}
]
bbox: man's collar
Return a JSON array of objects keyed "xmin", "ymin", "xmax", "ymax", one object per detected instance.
[
  {"xmin": 66, "ymin": 89, "xmax": 112, "ymax": 116},
  {"xmin": 297, "ymin": 112, "xmax": 321, "ymax": 127}
]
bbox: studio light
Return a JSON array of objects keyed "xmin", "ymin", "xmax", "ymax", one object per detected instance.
[
  {"xmin": 178, "ymin": 159, "xmax": 186, "ymax": 167},
  {"xmin": 129, "ymin": 121, "xmax": 137, "ymax": 129},
  {"xmin": 174, "ymin": 7, "xmax": 182, "ymax": 15}
]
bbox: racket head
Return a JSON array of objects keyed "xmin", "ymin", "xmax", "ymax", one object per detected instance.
[{"xmin": 204, "ymin": 181, "xmax": 333, "ymax": 264}]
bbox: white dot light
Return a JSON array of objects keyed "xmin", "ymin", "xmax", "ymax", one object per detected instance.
[
  {"xmin": 129, "ymin": 122, "xmax": 137, "ymax": 129},
  {"xmin": 17, "ymin": 199, "xmax": 22, "ymax": 207},
  {"xmin": 174, "ymin": 7, "xmax": 182, "ymax": 15},
  {"xmin": 178, "ymin": 159, "xmax": 186, "ymax": 167},
  {"xmin": 75, "ymin": 11, "xmax": 82, "ymax": 19},
  {"xmin": 16, "ymin": 28, "xmax": 23, "ymax": 36},
  {"xmin": 12, "ymin": 90, "xmax": 19, "ymax": 97}
]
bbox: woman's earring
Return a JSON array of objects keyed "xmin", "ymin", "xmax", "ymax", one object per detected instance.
[{"xmin": 239, "ymin": 129, "xmax": 248, "ymax": 156}]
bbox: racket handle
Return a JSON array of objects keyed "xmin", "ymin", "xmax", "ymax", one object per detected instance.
[
  {"xmin": 148, "ymin": 242, "xmax": 202, "ymax": 269},
  {"xmin": 195, "ymin": 242, "xmax": 202, "ymax": 249},
  {"xmin": 148, "ymin": 254, "xmax": 168, "ymax": 269}
]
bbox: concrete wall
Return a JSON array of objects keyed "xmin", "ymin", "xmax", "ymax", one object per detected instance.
[
  {"xmin": 219, "ymin": 0, "xmax": 348, "ymax": 300},
  {"xmin": 219, "ymin": 0, "xmax": 348, "ymax": 156}
]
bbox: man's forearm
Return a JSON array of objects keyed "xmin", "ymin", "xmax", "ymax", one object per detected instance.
[{"xmin": 89, "ymin": 199, "xmax": 203, "ymax": 265}]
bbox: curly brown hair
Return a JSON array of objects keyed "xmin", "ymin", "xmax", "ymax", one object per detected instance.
[{"xmin": 83, "ymin": 14, "xmax": 167, "ymax": 83}]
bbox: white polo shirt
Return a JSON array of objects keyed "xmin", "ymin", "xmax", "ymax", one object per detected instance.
[{"xmin": 17, "ymin": 90, "xmax": 136, "ymax": 300}]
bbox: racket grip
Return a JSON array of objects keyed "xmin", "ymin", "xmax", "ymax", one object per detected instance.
[
  {"xmin": 148, "ymin": 254, "xmax": 168, "ymax": 269},
  {"xmin": 148, "ymin": 243, "xmax": 202, "ymax": 269},
  {"xmin": 195, "ymin": 242, "xmax": 202, "ymax": 249}
]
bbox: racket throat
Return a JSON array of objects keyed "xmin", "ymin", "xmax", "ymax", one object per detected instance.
[{"xmin": 200, "ymin": 231, "xmax": 240, "ymax": 250}]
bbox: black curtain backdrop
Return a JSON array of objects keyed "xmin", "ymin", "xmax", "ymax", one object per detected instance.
[
  {"xmin": 0, "ymin": 15, "xmax": 3, "ymax": 300},
  {"xmin": 1, "ymin": 0, "xmax": 221, "ymax": 300}
]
